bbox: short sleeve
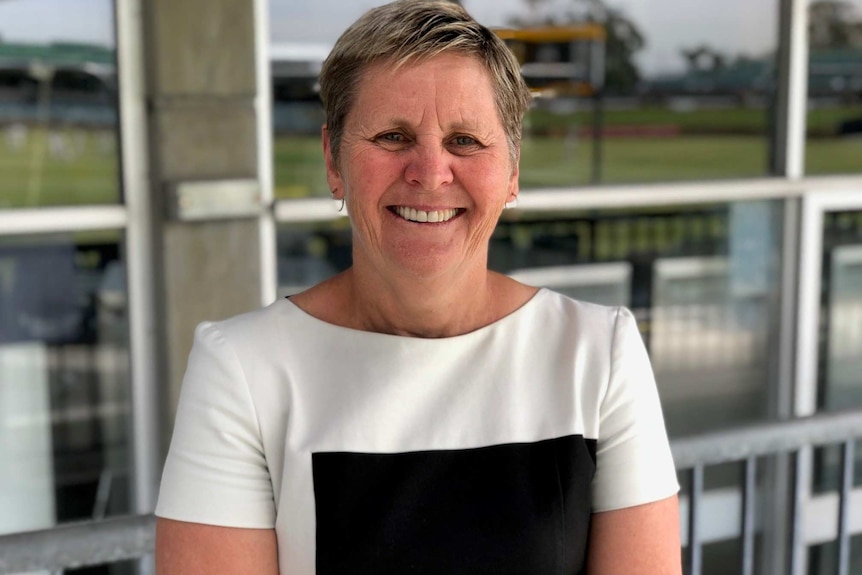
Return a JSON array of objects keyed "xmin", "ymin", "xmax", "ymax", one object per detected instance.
[
  {"xmin": 591, "ymin": 307, "xmax": 679, "ymax": 512},
  {"xmin": 155, "ymin": 322, "xmax": 275, "ymax": 528}
]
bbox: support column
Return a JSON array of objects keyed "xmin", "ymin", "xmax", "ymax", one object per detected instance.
[{"xmin": 142, "ymin": 0, "xmax": 263, "ymax": 432}]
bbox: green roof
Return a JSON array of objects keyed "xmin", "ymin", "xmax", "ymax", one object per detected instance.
[
  {"xmin": 810, "ymin": 48, "xmax": 862, "ymax": 65},
  {"xmin": 0, "ymin": 42, "xmax": 115, "ymax": 68}
]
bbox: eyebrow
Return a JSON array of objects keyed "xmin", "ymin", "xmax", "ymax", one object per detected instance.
[{"xmin": 385, "ymin": 117, "xmax": 484, "ymax": 133}]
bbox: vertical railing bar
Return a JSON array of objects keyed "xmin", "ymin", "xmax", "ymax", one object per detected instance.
[
  {"xmin": 741, "ymin": 456, "xmax": 757, "ymax": 575},
  {"xmin": 789, "ymin": 447, "xmax": 811, "ymax": 575},
  {"xmin": 687, "ymin": 465, "xmax": 704, "ymax": 575},
  {"xmin": 837, "ymin": 439, "xmax": 855, "ymax": 575},
  {"xmin": 91, "ymin": 469, "xmax": 113, "ymax": 521}
]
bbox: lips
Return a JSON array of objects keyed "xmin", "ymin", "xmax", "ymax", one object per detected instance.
[{"xmin": 392, "ymin": 206, "xmax": 461, "ymax": 223}]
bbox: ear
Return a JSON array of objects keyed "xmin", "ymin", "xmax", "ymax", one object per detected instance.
[
  {"xmin": 322, "ymin": 125, "xmax": 344, "ymax": 199},
  {"xmin": 507, "ymin": 146, "xmax": 520, "ymax": 203}
]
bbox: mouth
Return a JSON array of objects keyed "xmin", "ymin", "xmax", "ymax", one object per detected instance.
[{"xmin": 390, "ymin": 206, "xmax": 463, "ymax": 223}]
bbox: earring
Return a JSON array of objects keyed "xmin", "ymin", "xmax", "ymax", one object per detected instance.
[
  {"xmin": 505, "ymin": 197, "xmax": 518, "ymax": 209},
  {"xmin": 331, "ymin": 189, "xmax": 345, "ymax": 213}
]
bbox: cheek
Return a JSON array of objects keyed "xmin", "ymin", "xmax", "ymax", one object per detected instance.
[
  {"xmin": 465, "ymin": 171, "xmax": 508, "ymax": 225},
  {"xmin": 467, "ymin": 163, "xmax": 514, "ymax": 206},
  {"xmin": 344, "ymin": 153, "xmax": 403, "ymax": 198}
]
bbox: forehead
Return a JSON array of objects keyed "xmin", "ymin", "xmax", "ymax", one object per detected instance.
[{"xmin": 348, "ymin": 53, "xmax": 500, "ymax": 127}]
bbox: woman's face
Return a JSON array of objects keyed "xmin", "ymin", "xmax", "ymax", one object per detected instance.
[{"xmin": 324, "ymin": 53, "xmax": 519, "ymax": 283}]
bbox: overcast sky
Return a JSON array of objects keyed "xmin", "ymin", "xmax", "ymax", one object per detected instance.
[
  {"xmin": 0, "ymin": 0, "xmax": 114, "ymax": 45},
  {"xmin": 1, "ymin": 0, "xmax": 859, "ymax": 74},
  {"xmin": 268, "ymin": 0, "xmax": 783, "ymax": 73}
]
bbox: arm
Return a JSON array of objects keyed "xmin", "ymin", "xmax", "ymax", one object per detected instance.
[
  {"xmin": 588, "ymin": 308, "xmax": 681, "ymax": 573},
  {"xmin": 586, "ymin": 495, "xmax": 682, "ymax": 575},
  {"xmin": 155, "ymin": 518, "xmax": 279, "ymax": 575},
  {"xmin": 155, "ymin": 323, "xmax": 278, "ymax": 572}
]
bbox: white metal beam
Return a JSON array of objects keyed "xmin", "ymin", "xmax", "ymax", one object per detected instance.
[
  {"xmin": 117, "ymin": 0, "xmax": 160, "ymax": 518},
  {"xmin": 784, "ymin": 0, "xmax": 809, "ymax": 180},
  {"xmin": 0, "ymin": 206, "xmax": 127, "ymax": 236},
  {"xmin": 255, "ymin": 0, "xmax": 277, "ymax": 306},
  {"xmin": 272, "ymin": 176, "xmax": 862, "ymax": 223}
]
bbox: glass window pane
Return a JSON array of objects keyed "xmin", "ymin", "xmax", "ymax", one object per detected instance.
[
  {"xmin": 806, "ymin": 0, "xmax": 862, "ymax": 175},
  {"xmin": 0, "ymin": 232, "xmax": 131, "ymax": 537},
  {"xmin": 818, "ymin": 210, "xmax": 862, "ymax": 411},
  {"xmin": 276, "ymin": 219, "xmax": 352, "ymax": 295},
  {"xmin": 270, "ymin": 0, "xmax": 780, "ymax": 195},
  {"xmin": 808, "ymin": 534, "xmax": 862, "ymax": 575},
  {"xmin": 814, "ymin": 210, "xmax": 862, "ymax": 493},
  {"xmin": 467, "ymin": 0, "xmax": 779, "ymax": 186},
  {"xmin": 0, "ymin": 0, "xmax": 120, "ymax": 208}
]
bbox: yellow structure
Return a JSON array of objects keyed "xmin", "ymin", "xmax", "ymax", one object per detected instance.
[{"xmin": 494, "ymin": 24, "xmax": 606, "ymax": 97}]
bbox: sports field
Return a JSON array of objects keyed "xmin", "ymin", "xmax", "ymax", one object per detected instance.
[
  {"xmin": 0, "ymin": 126, "xmax": 119, "ymax": 208},
  {"xmin": 1, "ymin": 106, "xmax": 860, "ymax": 208}
]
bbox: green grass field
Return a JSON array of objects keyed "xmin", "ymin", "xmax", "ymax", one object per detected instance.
[
  {"xmin": 1, "ymin": 110, "xmax": 860, "ymax": 208},
  {"xmin": 0, "ymin": 126, "xmax": 119, "ymax": 208},
  {"xmin": 529, "ymin": 105, "xmax": 862, "ymax": 136}
]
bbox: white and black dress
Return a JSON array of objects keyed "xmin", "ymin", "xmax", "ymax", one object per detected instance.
[{"xmin": 155, "ymin": 289, "xmax": 679, "ymax": 575}]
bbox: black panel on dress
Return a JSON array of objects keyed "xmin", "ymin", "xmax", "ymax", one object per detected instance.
[{"xmin": 312, "ymin": 435, "xmax": 597, "ymax": 575}]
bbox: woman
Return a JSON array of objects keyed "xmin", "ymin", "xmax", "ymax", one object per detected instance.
[{"xmin": 155, "ymin": 1, "xmax": 681, "ymax": 574}]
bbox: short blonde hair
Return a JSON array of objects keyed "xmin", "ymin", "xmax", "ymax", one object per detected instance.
[{"xmin": 319, "ymin": 0, "xmax": 531, "ymax": 166}]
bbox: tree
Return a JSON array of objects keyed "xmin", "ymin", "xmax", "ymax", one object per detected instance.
[
  {"xmin": 511, "ymin": 0, "xmax": 646, "ymax": 94},
  {"xmin": 597, "ymin": 8, "xmax": 645, "ymax": 93},
  {"xmin": 680, "ymin": 45, "xmax": 729, "ymax": 73},
  {"xmin": 809, "ymin": 0, "xmax": 862, "ymax": 49}
]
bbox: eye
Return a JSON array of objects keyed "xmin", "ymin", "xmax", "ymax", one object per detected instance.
[
  {"xmin": 376, "ymin": 132, "xmax": 408, "ymax": 144},
  {"xmin": 447, "ymin": 134, "xmax": 483, "ymax": 155},
  {"xmin": 452, "ymin": 135, "xmax": 478, "ymax": 147}
]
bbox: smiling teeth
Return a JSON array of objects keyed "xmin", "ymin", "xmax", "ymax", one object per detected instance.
[{"xmin": 395, "ymin": 207, "xmax": 458, "ymax": 223}]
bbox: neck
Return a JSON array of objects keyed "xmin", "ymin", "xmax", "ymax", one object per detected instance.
[{"xmin": 345, "ymin": 263, "xmax": 499, "ymax": 338}]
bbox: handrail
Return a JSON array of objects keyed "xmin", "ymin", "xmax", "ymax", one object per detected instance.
[
  {"xmin": 671, "ymin": 408, "xmax": 862, "ymax": 468},
  {"xmin": 4, "ymin": 409, "xmax": 862, "ymax": 574},
  {"xmin": 0, "ymin": 514, "xmax": 155, "ymax": 574}
]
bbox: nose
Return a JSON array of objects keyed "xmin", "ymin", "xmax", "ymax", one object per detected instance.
[{"xmin": 404, "ymin": 143, "xmax": 454, "ymax": 191}]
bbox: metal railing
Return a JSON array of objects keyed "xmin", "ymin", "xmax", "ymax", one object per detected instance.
[
  {"xmin": 675, "ymin": 409, "xmax": 862, "ymax": 575},
  {"xmin": 3, "ymin": 409, "xmax": 862, "ymax": 575}
]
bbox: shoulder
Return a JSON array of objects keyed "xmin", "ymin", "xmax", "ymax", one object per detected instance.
[
  {"xmin": 199, "ymin": 298, "xmax": 303, "ymax": 347},
  {"xmin": 493, "ymin": 289, "xmax": 639, "ymax": 380},
  {"xmin": 180, "ymin": 301, "xmax": 298, "ymax": 395},
  {"xmin": 209, "ymin": 298, "xmax": 291, "ymax": 333},
  {"xmin": 525, "ymin": 288, "xmax": 630, "ymax": 341},
  {"xmin": 184, "ymin": 298, "xmax": 322, "ymax": 380}
]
